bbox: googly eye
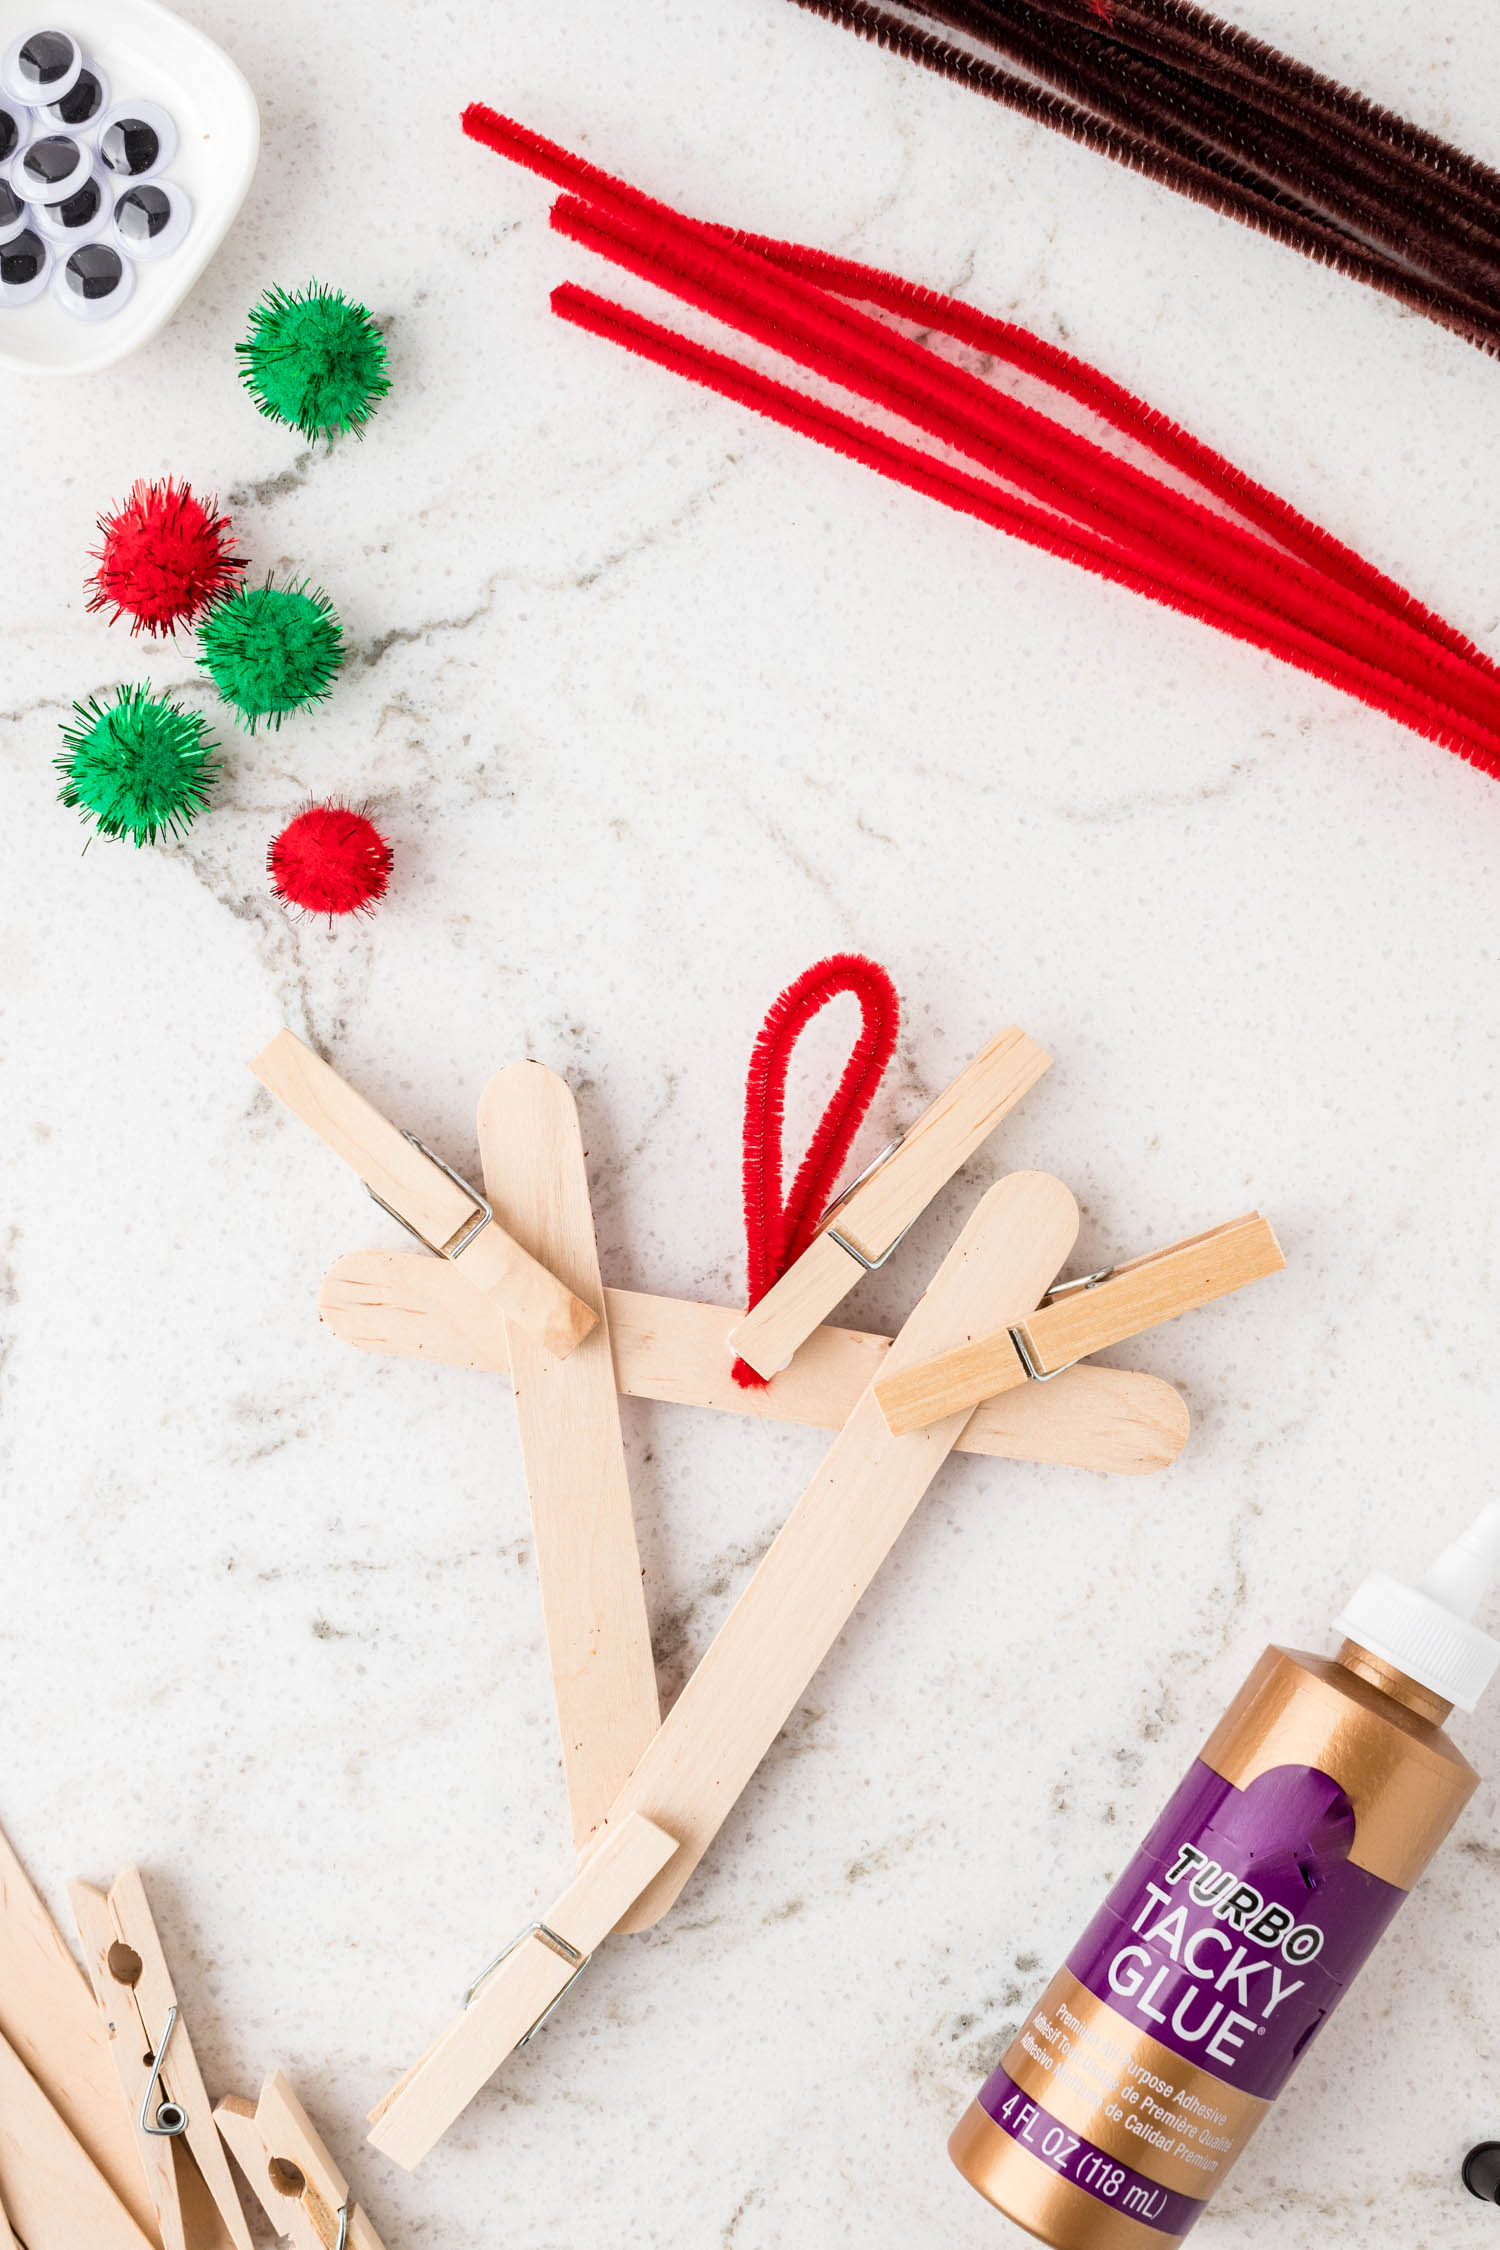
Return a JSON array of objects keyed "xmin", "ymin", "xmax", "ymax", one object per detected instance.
[
  {"xmin": 53, "ymin": 236, "xmax": 133, "ymax": 319},
  {"xmin": 44, "ymin": 59, "xmax": 108, "ymax": 132},
  {"xmin": 16, "ymin": 130, "xmax": 91, "ymax": 205},
  {"xmin": 1, "ymin": 28, "xmax": 82, "ymax": 105},
  {"xmin": 96, "ymin": 100, "xmax": 175, "ymax": 181},
  {"xmin": 0, "ymin": 226, "xmax": 53, "ymax": 306},
  {"xmin": 111, "ymin": 176, "xmax": 191, "ymax": 260},
  {"xmin": 33, "ymin": 161, "xmax": 109, "ymax": 242},
  {"xmin": 0, "ymin": 177, "xmax": 27, "ymax": 244},
  {"xmin": 0, "ymin": 97, "xmax": 25, "ymax": 166}
]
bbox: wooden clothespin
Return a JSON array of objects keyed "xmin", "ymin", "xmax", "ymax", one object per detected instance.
[
  {"xmin": 71, "ymin": 1870, "xmax": 253, "ymax": 2250},
  {"xmin": 874, "ymin": 1213, "xmax": 1285, "ymax": 1434},
  {"xmin": 0, "ymin": 1819, "xmax": 158, "ymax": 2244},
  {"xmin": 367, "ymin": 1812, "xmax": 678, "ymax": 2169},
  {"xmin": 476, "ymin": 1064, "xmax": 660, "ymax": 1843},
  {"xmin": 0, "ymin": 2027, "xmax": 155, "ymax": 2250},
  {"xmin": 250, "ymin": 1030, "xmax": 596, "ymax": 1359},
  {"xmin": 216, "ymin": 2074, "xmax": 386, "ymax": 2250},
  {"xmin": 319, "ymin": 1248, "xmax": 1191, "ymax": 1477},
  {"xmin": 367, "ymin": 1172, "xmax": 1080, "ymax": 2168},
  {"xmin": 727, "ymin": 1026, "xmax": 1050, "ymax": 1378}
]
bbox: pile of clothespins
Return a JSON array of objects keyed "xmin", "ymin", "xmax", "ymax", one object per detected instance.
[
  {"xmin": 245, "ymin": 955, "xmax": 1284, "ymax": 2169},
  {"xmin": 0, "ymin": 1832, "xmax": 384, "ymax": 2250}
]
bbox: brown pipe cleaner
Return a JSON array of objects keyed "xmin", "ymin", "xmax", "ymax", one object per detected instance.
[{"xmin": 787, "ymin": 0, "xmax": 1500, "ymax": 353}]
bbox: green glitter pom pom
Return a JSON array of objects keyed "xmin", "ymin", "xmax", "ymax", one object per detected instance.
[
  {"xmin": 236, "ymin": 283, "xmax": 390, "ymax": 443},
  {"xmin": 197, "ymin": 578, "xmax": 345, "ymax": 732},
  {"xmin": 56, "ymin": 685, "xmax": 221, "ymax": 847}
]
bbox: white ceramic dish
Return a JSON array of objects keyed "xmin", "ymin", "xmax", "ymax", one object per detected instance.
[{"xmin": 0, "ymin": 0, "xmax": 257, "ymax": 375}]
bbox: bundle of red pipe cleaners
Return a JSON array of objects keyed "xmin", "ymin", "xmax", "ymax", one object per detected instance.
[{"xmin": 464, "ymin": 104, "xmax": 1500, "ymax": 782}]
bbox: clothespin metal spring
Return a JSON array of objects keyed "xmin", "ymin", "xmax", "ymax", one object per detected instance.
[
  {"xmin": 140, "ymin": 2003, "xmax": 188, "ymax": 2137},
  {"xmin": 461, "ymin": 1921, "xmax": 591, "ymax": 2049},
  {"xmin": 366, "ymin": 1131, "xmax": 493, "ymax": 1260},
  {"xmin": 1008, "ymin": 1266, "xmax": 1115, "ymax": 1383},
  {"xmin": 821, "ymin": 1134, "xmax": 912, "ymax": 1269}
]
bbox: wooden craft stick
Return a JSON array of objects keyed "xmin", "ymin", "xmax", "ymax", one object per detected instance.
[
  {"xmin": 250, "ymin": 1030, "xmax": 595, "ymax": 1358},
  {"xmin": 366, "ymin": 1812, "xmax": 678, "ymax": 2170},
  {"xmin": 0, "ymin": 2028, "xmax": 155, "ymax": 2250},
  {"xmin": 726, "ymin": 1026, "xmax": 1051, "ymax": 1378},
  {"xmin": 368, "ymin": 1175, "xmax": 1080, "ymax": 2167},
  {"xmin": 477, "ymin": 1065, "xmax": 660, "ymax": 1844},
  {"xmin": 71, "ymin": 1870, "xmax": 253, "ymax": 2250},
  {"xmin": 0, "ymin": 1820, "xmax": 158, "ymax": 2244},
  {"xmin": 876, "ymin": 1214, "xmax": 1285, "ymax": 1434},
  {"xmin": 607, "ymin": 1171, "xmax": 1080, "ymax": 1932},
  {"xmin": 216, "ymin": 2074, "xmax": 387, "ymax": 2250},
  {"xmin": 318, "ymin": 1251, "xmax": 1189, "ymax": 1476}
]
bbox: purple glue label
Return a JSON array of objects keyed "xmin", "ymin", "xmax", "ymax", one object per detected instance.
[
  {"xmin": 1067, "ymin": 1761, "xmax": 1405, "ymax": 2102},
  {"xmin": 980, "ymin": 2066, "xmax": 1206, "ymax": 2236}
]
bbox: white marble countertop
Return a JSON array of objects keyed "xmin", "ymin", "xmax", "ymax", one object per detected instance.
[{"xmin": 3, "ymin": 1, "xmax": 1500, "ymax": 2244}]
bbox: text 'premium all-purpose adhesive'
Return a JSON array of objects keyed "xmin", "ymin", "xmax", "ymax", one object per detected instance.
[{"xmin": 951, "ymin": 1506, "xmax": 1500, "ymax": 2248}]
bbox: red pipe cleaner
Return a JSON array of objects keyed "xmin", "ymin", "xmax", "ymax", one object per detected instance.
[
  {"xmin": 463, "ymin": 105, "xmax": 1500, "ymax": 778},
  {"xmin": 552, "ymin": 284, "xmax": 1500, "ymax": 766},
  {"xmin": 548, "ymin": 192, "xmax": 1500, "ymax": 748},
  {"xmin": 735, "ymin": 955, "xmax": 900, "ymax": 1387},
  {"xmin": 738, "ymin": 235, "xmax": 1495, "ymax": 673}
]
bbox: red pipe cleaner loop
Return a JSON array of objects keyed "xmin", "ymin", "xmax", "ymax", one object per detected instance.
[{"xmin": 735, "ymin": 954, "xmax": 901, "ymax": 1387}]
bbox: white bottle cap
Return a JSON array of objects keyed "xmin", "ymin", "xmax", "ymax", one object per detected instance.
[{"xmin": 1335, "ymin": 1503, "xmax": 1500, "ymax": 1713}]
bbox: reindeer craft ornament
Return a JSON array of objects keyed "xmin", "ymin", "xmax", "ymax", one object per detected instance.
[{"xmin": 251, "ymin": 959, "xmax": 1284, "ymax": 2167}]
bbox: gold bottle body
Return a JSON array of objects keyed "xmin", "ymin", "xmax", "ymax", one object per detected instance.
[{"xmin": 950, "ymin": 1644, "xmax": 1477, "ymax": 2247}]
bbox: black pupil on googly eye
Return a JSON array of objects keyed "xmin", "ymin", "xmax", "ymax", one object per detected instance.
[
  {"xmin": 18, "ymin": 31, "xmax": 74, "ymax": 87},
  {"xmin": 0, "ymin": 182, "xmax": 20, "ymax": 229},
  {"xmin": 0, "ymin": 109, "xmax": 19, "ymax": 162},
  {"xmin": 116, "ymin": 185, "xmax": 170, "ymax": 242},
  {"xmin": 100, "ymin": 117, "xmax": 159, "ymax": 175},
  {"xmin": 57, "ymin": 177, "xmax": 101, "ymax": 227},
  {"xmin": 23, "ymin": 135, "xmax": 79, "ymax": 188},
  {"xmin": 1, "ymin": 230, "xmax": 45, "ymax": 285},
  {"xmin": 64, "ymin": 242, "xmax": 122, "ymax": 299},
  {"xmin": 51, "ymin": 69, "xmax": 103, "ymax": 125}
]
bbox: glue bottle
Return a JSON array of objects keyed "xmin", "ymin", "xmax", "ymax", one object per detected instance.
[{"xmin": 950, "ymin": 1505, "xmax": 1500, "ymax": 2246}]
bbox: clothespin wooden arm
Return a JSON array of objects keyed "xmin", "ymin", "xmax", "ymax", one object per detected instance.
[
  {"xmin": 250, "ymin": 1030, "xmax": 596, "ymax": 1359},
  {"xmin": 366, "ymin": 1813, "xmax": 678, "ymax": 2171},
  {"xmin": 318, "ymin": 1251, "xmax": 1191, "ymax": 1477},
  {"xmin": 727, "ymin": 1026, "xmax": 1051, "ymax": 1379},
  {"xmin": 216, "ymin": 2074, "xmax": 387, "ymax": 2250},
  {"xmin": 875, "ymin": 1213, "xmax": 1285, "ymax": 1435}
]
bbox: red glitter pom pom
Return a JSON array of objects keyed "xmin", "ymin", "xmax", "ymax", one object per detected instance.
[
  {"xmin": 268, "ymin": 803, "xmax": 393, "ymax": 918},
  {"xmin": 87, "ymin": 478, "xmax": 246, "ymax": 637}
]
